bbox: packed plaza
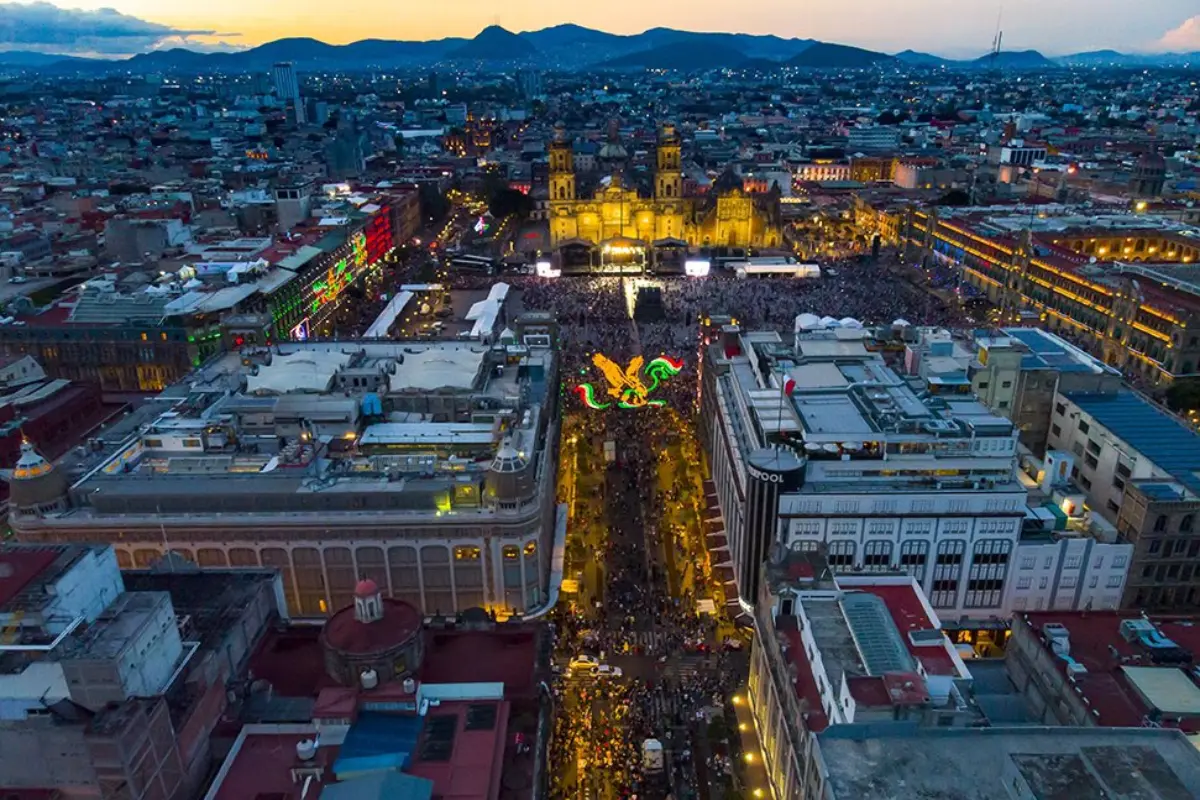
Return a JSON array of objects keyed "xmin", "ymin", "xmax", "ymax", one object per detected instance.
[{"xmin": 2, "ymin": 19, "xmax": 1200, "ymax": 800}]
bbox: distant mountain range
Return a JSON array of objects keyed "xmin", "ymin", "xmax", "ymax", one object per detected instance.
[{"xmin": 0, "ymin": 24, "xmax": 1196, "ymax": 73}]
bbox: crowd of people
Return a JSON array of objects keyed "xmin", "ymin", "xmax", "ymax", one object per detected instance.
[{"xmin": 346, "ymin": 251, "xmax": 984, "ymax": 799}]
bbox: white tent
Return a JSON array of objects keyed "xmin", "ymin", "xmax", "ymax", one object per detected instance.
[{"xmin": 795, "ymin": 313, "xmax": 822, "ymax": 331}]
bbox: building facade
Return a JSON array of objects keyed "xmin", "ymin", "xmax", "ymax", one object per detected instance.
[
  {"xmin": 10, "ymin": 340, "xmax": 561, "ymax": 619},
  {"xmin": 896, "ymin": 208, "xmax": 1200, "ymax": 388},
  {"xmin": 547, "ymin": 124, "xmax": 783, "ymax": 270}
]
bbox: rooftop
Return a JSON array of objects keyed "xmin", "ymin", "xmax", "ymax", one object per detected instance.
[
  {"xmin": 996, "ymin": 327, "xmax": 1119, "ymax": 376},
  {"xmin": 818, "ymin": 726, "xmax": 1200, "ymax": 800},
  {"xmin": 247, "ymin": 623, "xmax": 541, "ymax": 701},
  {"xmin": 46, "ymin": 340, "xmax": 553, "ymax": 522},
  {"xmin": 1065, "ymin": 390, "xmax": 1200, "ymax": 496},
  {"xmin": 1019, "ymin": 611, "xmax": 1200, "ymax": 733}
]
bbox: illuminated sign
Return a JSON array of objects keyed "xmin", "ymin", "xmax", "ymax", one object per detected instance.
[
  {"xmin": 685, "ymin": 259, "xmax": 711, "ymax": 278},
  {"xmin": 474, "ymin": 216, "xmax": 490, "ymax": 235},
  {"xmin": 351, "ymin": 231, "xmax": 368, "ymax": 268},
  {"xmin": 573, "ymin": 354, "xmax": 683, "ymax": 410},
  {"xmin": 312, "ymin": 259, "xmax": 351, "ymax": 313},
  {"xmin": 366, "ymin": 207, "xmax": 393, "ymax": 263},
  {"xmin": 290, "ymin": 317, "xmax": 310, "ymax": 341}
]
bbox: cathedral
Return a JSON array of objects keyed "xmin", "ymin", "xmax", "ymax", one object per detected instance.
[{"xmin": 548, "ymin": 124, "xmax": 784, "ymax": 272}]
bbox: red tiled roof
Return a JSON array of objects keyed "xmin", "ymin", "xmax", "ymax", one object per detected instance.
[
  {"xmin": 408, "ymin": 700, "xmax": 509, "ymax": 800},
  {"xmin": 845, "ymin": 675, "xmax": 891, "ymax": 707},
  {"xmin": 0, "ymin": 548, "xmax": 59, "ymax": 608},
  {"xmin": 212, "ymin": 732, "xmax": 337, "ymax": 800},
  {"xmin": 778, "ymin": 616, "xmax": 829, "ymax": 732},
  {"xmin": 321, "ymin": 598, "xmax": 422, "ymax": 656},
  {"xmin": 1021, "ymin": 611, "xmax": 1200, "ymax": 732},
  {"xmin": 419, "ymin": 629, "xmax": 538, "ymax": 697},
  {"xmin": 247, "ymin": 627, "xmax": 338, "ymax": 697}
]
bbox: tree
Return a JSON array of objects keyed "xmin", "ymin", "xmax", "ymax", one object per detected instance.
[{"xmin": 488, "ymin": 188, "xmax": 534, "ymax": 221}]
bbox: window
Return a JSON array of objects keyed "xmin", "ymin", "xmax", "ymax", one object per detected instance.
[
  {"xmin": 1113, "ymin": 555, "xmax": 1127, "ymax": 569},
  {"xmin": 1080, "ymin": 475, "xmax": 1092, "ymax": 491},
  {"xmin": 1065, "ymin": 556, "xmax": 1081, "ymax": 569},
  {"xmin": 454, "ymin": 546, "xmax": 481, "ymax": 561},
  {"xmin": 1183, "ymin": 515, "xmax": 1194, "ymax": 533},
  {"xmin": 1106, "ymin": 575, "xmax": 1123, "ymax": 588},
  {"xmin": 1021, "ymin": 556, "xmax": 1035, "ymax": 570},
  {"xmin": 1001, "ymin": 380, "xmax": 1012, "ymax": 388},
  {"xmin": 1051, "ymin": 424, "xmax": 1062, "ymax": 437},
  {"xmin": 899, "ymin": 541, "xmax": 929, "ymax": 582},
  {"xmin": 1089, "ymin": 575, "xmax": 1099, "ymax": 589},
  {"xmin": 1154, "ymin": 515, "xmax": 1168, "ymax": 532},
  {"xmin": 1061, "ymin": 576, "xmax": 1077, "ymax": 589},
  {"xmin": 1078, "ymin": 420, "xmax": 1090, "ymax": 435},
  {"xmin": 977, "ymin": 381, "xmax": 990, "ymax": 390},
  {"xmin": 502, "ymin": 545, "xmax": 520, "ymax": 560},
  {"xmin": 1017, "ymin": 577, "xmax": 1032, "ymax": 590},
  {"xmin": 1084, "ymin": 453, "xmax": 1099, "ymax": 470},
  {"xmin": 863, "ymin": 540, "xmax": 894, "ymax": 572},
  {"xmin": 182, "ymin": 438, "xmax": 201, "ymax": 448},
  {"xmin": 1112, "ymin": 476, "xmax": 1125, "ymax": 491},
  {"xmin": 1148, "ymin": 539, "xmax": 1162, "ymax": 554},
  {"xmin": 1039, "ymin": 577, "xmax": 1049, "ymax": 589},
  {"xmin": 143, "ymin": 438, "xmax": 163, "ymax": 448},
  {"xmin": 1055, "ymin": 402, "xmax": 1066, "ymax": 416},
  {"xmin": 1116, "ymin": 462, "xmax": 1132, "ymax": 479},
  {"xmin": 827, "ymin": 541, "xmax": 856, "ymax": 570}
]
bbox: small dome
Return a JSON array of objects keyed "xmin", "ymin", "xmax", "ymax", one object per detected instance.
[
  {"xmin": 491, "ymin": 444, "xmax": 529, "ymax": 474},
  {"xmin": 354, "ymin": 578, "xmax": 379, "ymax": 598},
  {"xmin": 12, "ymin": 441, "xmax": 52, "ymax": 480}
]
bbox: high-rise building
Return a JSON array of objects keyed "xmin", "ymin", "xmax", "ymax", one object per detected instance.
[
  {"xmin": 272, "ymin": 62, "xmax": 307, "ymax": 125},
  {"xmin": 699, "ymin": 323, "xmax": 1131, "ymax": 629},
  {"xmin": 11, "ymin": 337, "xmax": 562, "ymax": 620},
  {"xmin": 0, "ymin": 543, "xmax": 284, "ymax": 798}
]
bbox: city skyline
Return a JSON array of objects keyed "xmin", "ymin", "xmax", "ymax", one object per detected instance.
[{"xmin": 1, "ymin": 0, "xmax": 1199, "ymax": 58}]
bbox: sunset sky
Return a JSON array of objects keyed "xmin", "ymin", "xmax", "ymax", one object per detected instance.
[{"xmin": 2, "ymin": 0, "xmax": 1200, "ymax": 57}]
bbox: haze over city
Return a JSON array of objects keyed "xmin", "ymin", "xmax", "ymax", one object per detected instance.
[{"xmin": 1, "ymin": 0, "xmax": 1200, "ymax": 57}]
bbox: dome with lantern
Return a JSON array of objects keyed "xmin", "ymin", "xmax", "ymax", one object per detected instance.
[
  {"xmin": 485, "ymin": 439, "xmax": 535, "ymax": 506},
  {"xmin": 6, "ymin": 441, "xmax": 68, "ymax": 515},
  {"xmin": 320, "ymin": 577, "xmax": 424, "ymax": 688}
]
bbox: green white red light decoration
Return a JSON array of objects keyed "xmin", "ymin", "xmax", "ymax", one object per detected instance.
[{"xmin": 573, "ymin": 354, "xmax": 683, "ymax": 410}]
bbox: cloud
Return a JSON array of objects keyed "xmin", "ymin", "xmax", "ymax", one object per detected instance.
[
  {"xmin": 1156, "ymin": 15, "xmax": 1200, "ymax": 51},
  {"xmin": 150, "ymin": 36, "xmax": 247, "ymax": 54},
  {"xmin": 0, "ymin": 1, "xmax": 232, "ymax": 55}
]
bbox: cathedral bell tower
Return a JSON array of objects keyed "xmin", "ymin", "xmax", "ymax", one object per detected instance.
[
  {"xmin": 549, "ymin": 125, "xmax": 575, "ymax": 202},
  {"xmin": 655, "ymin": 123, "xmax": 682, "ymax": 200}
]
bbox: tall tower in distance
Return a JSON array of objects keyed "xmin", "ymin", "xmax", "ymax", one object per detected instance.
[
  {"xmin": 272, "ymin": 62, "xmax": 307, "ymax": 125},
  {"xmin": 548, "ymin": 125, "xmax": 575, "ymax": 202},
  {"xmin": 655, "ymin": 123, "xmax": 682, "ymax": 199}
]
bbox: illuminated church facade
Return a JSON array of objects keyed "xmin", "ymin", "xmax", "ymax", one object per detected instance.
[{"xmin": 548, "ymin": 124, "xmax": 784, "ymax": 271}]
